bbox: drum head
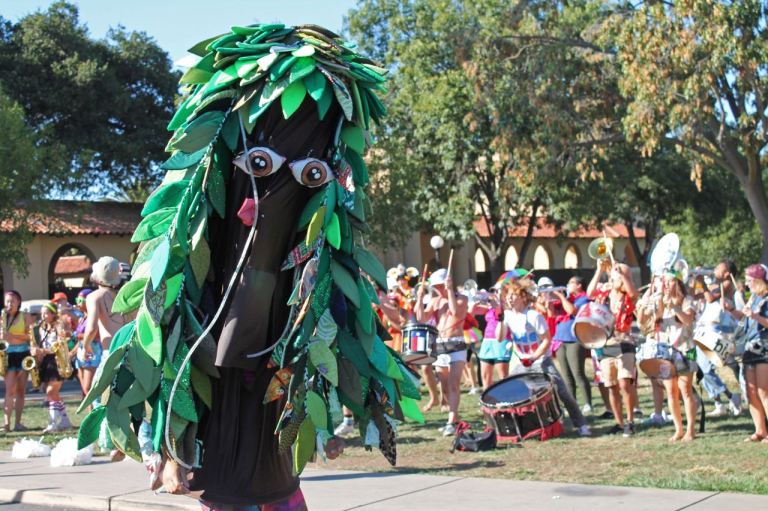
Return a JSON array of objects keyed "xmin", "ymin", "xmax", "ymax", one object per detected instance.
[
  {"xmin": 402, "ymin": 352, "xmax": 437, "ymax": 365},
  {"xmin": 693, "ymin": 340, "xmax": 725, "ymax": 368},
  {"xmin": 574, "ymin": 323, "xmax": 607, "ymax": 349},
  {"xmin": 639, "ymin": 358, "xmax": 677, "ymax": 379},
  {"xmin": 481, "ymin": 373, "xmax": 550, "ymax": 408}
]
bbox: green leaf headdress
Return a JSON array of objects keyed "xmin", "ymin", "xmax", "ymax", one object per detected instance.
[{"xmin": 77, "ymin": 23, "xmax": 422, "ymax": 474}]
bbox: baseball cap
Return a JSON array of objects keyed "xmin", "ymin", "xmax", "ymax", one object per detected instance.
[{"xmin": 429, "ymin": 268, "xmax": 448, "ymax": 286}]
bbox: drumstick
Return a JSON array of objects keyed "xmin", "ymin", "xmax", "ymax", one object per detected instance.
[
  {"xmin": 420, "ymin": 263, "xmax": 428, "ymax": 287},
  {"xmin": 447, "ymin": 249, "xmax": 454, "ymax": 277}
]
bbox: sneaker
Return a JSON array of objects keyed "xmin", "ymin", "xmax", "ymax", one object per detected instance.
[
  {"xmin": 13, "ymin": 423, "xmax": 28, "ymax": 432},
  {"xmin": 633, "ymin": 408, "xmax": 644, "ymax": 418},
  {"xmin": 623, "ymin": 422, "xmax": 636, "ymax": 437},
  {"xmin": 42, "ymin": 423, "xmax": 58, "ymax": 434},
  {"xmin": 468, "ymin": 387, "xmax": 483, "ymax": 395},
  {"xmin": 707, "ymin": 402, "xmax": 728, "ymax": 418},
  {"xmin": 58, "ymin": 416, "xmax": 72, "ymax": 431},
  {"xmin": 442, "ymin": 423, "xmax": 456, "ymax": 437},
  {"xmin": 578, "ymin": 425, "xmax": 592, "ymax": 437},
  {"xmin": 333, "ymin": 422, "xmax": 356, "ymax": 437},
  {"xmin": 643, "ymin": 413, "xmax": 666, "ymax": 427},
  {"xmin": 598, "ymin": 410, "xmax": 614, "ymax": 420},
  {"xmin": 605, "ymin": 424, "xmax": 623, "ymax": 435},
  {"xmin": 729, "ymin": 394, "xmax": 742, "ymax": 416},
  {"xmin": 661, "ymin": 410, "xmax": 673, "ymax": 423},
  {"xmin": 581, "ymin": 403, "xmax": 593, "ymax": 415}
]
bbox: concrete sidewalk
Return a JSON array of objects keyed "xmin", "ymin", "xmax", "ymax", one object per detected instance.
[{"xmin": 0, "ymin": 451, "xmax": 765, "ymax": 511}]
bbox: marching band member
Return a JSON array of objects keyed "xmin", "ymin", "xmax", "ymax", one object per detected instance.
[
  {"xmin": 475, "ymin": 287, "xmax": 511, "ymax": 390},
  {"xmin": 729, "ymin": 264, "xmax": 768, "ymax": 442},
  {"xmin": 2, "ymin": 290, "xmax": 32, "ymax": 433},
  {"xmin": 416, "ymin": 268, "xmax": 468, "ymax": 436},
  {"xmin": 498, "ymin": 278, "xmax": 591, "ymax": 437},
  {"xmin": 638, "ymin": 271, "xmax": 698, "ymax": 441},
  {"xmin": 587, "ymin": 260, "xmax": 639, "ymax": 436}
]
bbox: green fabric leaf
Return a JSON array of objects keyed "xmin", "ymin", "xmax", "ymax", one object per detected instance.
[
  {"xmin": 323, "ymin": 182, "xmax": 337, "ymax": 226},
  {"xmin": 201, "ymin": 66, "xmax": 239, "ymax": 96},
  {"xmin": 107, "ymin": 399, "xmax": 142, "ymax": 462},
  {"xmin": 150, "ymin": 237, "xmax": 171, "ymax": 291},
  {"xmin": 304, "ymin": 70, "xmax": 327, "ymax": 101},
  {"xmin": 397, "ymin": 363, "xmax": 421, "ymax": 400},
  {"xmin": 77, "ymin": 405, "xmax": 106, "ymax": 449},
  {"xmin": 316, "ymin": 310, "xmax": 338, "ymax": 344},
  {"xmin": 144, "ymin": 279, "xmax": 167, "ymax": 325},
  {"xmin": 161, "ymin": 147, "xmax": 208, "ymax": 171},
  {"xmin": 270, "ymin": 55, "xmax": 297, "ymax": 81},
  {"xmin": 132, "ymin": 237, "xmax": 164, "ymax": 272},
  {"xmin": 305, "ymin": 390, "xmax": 328, "ymax": 431},
  {"xmin": 331, "ymin": 77, "xmax": 354, "ymax": 120},
  {"xmin": 190, "ymin": 236, "xmax": 211, "ymax": 288},
  {"xmin": 355, "ymin": 316, "xmax": 375, "ymax": 356},
  {"xmin": 398, "ymin": 396, "xmax": 425, "ymax": 424},
  {"xmin": 341, "ymin": 125, "xmax": 366, "ymax": 154},
  {"xmin": 316, "ymin": 83, "xmax": 333, "ymax": 120},
  {"xmin": 167, "ymin": 93, "xmax": 198, "ymax": 132},
  {"xmin": 117, "ymin": 379, "xmax": 151, "ymax": 411},
  {"xmin": 109, "ymin": 322, "xmax": 136, "ymax": 355},
  {"xmin": 77, "ymin": 344, "xmax": 128, "ymax": 413},
  {"xmin": 281, "ymin": 80, "xmax": 307, "ymax": 119},
  {"xmin": 113, "ymin": 278, "xmax": 148, "ymax": 314},
  {"xmin": 173, "ymin": 111, "xmax": 225, "ymax": 153},
  {"xmin": 368, "ymin": 337, "xmax": 390, "ymax": 375},
  {"xmin": 293, "ymin": 417, "xmax": 316, "ymax": 474},
  {"xmin": 166, "ymin": 316, "xmax": 182, "ymax": 361},
  {"xmin": 330, "ymin": 259, "xmax": 360, "ymax": 308},
  {"xmin": 337, "ymin": 358, "xmax": 365, "ymax": 414},
  {"xmin": 220, "ymin": 112, "xmax": 240, "ymax": 152},
  {"xmin": 309, "ymin": 341, "xmax": 338, "ymax": 386},
  {"xmin": 137, "ymin": 308, "xmax": 163, "ymax": 365},
  {"xmin": 164, "ymin": 273, "xmax": 184, "ymax": 309},
  {"xmin": 292, "ymin": 45, "xmax": 315, "ymax": 57},
  {"xmin": 289, "ymin": 57, "xmax": 316, "ymax": 83},
  {"xmin": 326, "ymin": 213, "xmax": 341, "ymax": 249},
  {"xmin": 298, "ymin": 190, "xmax": 327, "ymax": 230},
  {"xmin": 256, "ymin": 52, "xmax": 280, "ymax": 72},
  {"xmin": 150, "ymin": 395, "xmax": 167, "ymax": 453},
  {"xmin": 141, "ymin": 180, "xmax": 190, "ymax": 217},
  {"xmin": 305, "ymin": 206, "xmax": 325, "ymax": 246},
  {"xmin": 355, "ymin": 281, "xmax": 374, "ymax": 334},
  {"xmin": 131, "ymin": 207, "xmax": 176, "ymax": 243},
  {"xmin": 128, "ymin": 342, "xmax": 159, "ymax": 392},
  {"xmin": 353, "ymin": 247, "xmax": 387, "ymax": 291},
  {"xmin": 180, "ymin": 64, "xmax": 213, "ymax": 85},
  {"xmin": 191, "ymin": 365, "xmax": 213, "ymax": 409},
  {"xmin": 234, "ymin": 59, "xmax": 260, "ymax": 78},
  {"xmin": 345, "ymin": 149, "xmax": 369, "ymax": 187}
]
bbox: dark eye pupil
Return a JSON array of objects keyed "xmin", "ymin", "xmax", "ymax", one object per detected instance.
[{"xmin": 252, "ymin": 156, "xmax": 267, "ymax": 168}]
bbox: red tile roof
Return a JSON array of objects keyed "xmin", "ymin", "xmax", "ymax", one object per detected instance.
[
  {"xmin": 474, "ymin": 217, "xmax": 645, "ymax": 239},
  {"xmin": 0, "ymin": 201, "xmax": 142, "ymax": 236},
  {"xmin": 53, "ymin": 255, "xmax": 92, "ymax": 274}
]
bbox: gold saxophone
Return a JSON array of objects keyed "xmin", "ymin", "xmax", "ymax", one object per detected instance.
[
  {"xmin": 22, "ymin": 324, "xmax": 41, "ymax": 389},
  {"xmin": 53, "ymin": 318, "xmax": 73, "ymax": 379},
  {"xmin": 0, "ymin": 309, "xmax": 8, "ymax": 377}
]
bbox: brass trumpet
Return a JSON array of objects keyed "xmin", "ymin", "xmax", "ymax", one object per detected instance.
[
  {"xmin": 588, "ymin": 237, "xmax": 614, "ymax": 261},
  {"xmin": 23, "ymin": 324, "xmax": 41, "ymax": 390}
]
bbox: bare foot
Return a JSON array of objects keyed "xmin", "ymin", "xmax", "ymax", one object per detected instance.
[
  {"xmin": 744, "ymin": 433, "xmax": 765, "ymax": 442},
  {"xmin": 158, "ymin": 456, "xmax": 190, "ymax": 495},
  {"xmin": 681, "ymin": 434, "xmax": 695, "ymax": 442},
  {"xmin": 440, "ymin": 405, "xmax": 450, "ymax": 413},
  {"xmin": 668, "ymin": 433, "xmax": 683, "ymax": 443},
  {"xmin": 422, "ymin": 399, "xmax": 436, "ymax": 412}
]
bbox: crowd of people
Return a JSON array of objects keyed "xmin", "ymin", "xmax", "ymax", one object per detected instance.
[
  {"xmin": 342, "ymin": 257, "xmax": 768, "ymax": 444},
  {"xmin": 1, "ymin": 256, "xmax": 133, "ymax": 459}
]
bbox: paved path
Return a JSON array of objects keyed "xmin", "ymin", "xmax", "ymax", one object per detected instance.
[{"xmin": 0, "ymin": 452, "xmax": 765, "ymax": 510}]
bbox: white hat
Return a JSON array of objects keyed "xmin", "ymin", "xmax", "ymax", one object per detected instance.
[
  {"xmin": 537, "ymin": 276, "xmax": 554, "ymax": 288},
  {"xmin": 429, "ymin": 268, "xmax": 448, "ymax": 287},
  {"xmin": 91, "ymin": 256, "xmax": 121, "ymax": 287}
]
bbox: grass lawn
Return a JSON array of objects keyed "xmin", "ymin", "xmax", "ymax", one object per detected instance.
[
  {"xmin": 2, "ymin": 365, "xmax": 767, "ymax": 495},
  {"xmin": 313, "ymin": 366, "xmax": 768, "ymax": 495}
]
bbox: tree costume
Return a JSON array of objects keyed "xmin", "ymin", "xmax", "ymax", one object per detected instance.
[{"xmin": 76, "ymin": 23, "xmax": 423, "ymax": 506}]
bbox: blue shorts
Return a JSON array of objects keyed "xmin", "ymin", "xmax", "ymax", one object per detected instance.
[
  {"xmin": 74, "ymin": 341, "xmax": 102, "ymax": 369},
  {"xmin": 478, "ymin": 337, "xmax": 512, "ymax": 363}
]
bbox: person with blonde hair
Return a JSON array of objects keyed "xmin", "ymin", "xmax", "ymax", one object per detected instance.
[
  {"xmin": 497, "ymin": 278, "xmax": 590, "ymax": 437},
  {"xmin": 729, "ymin": 264, "xmax": 768, "ymax": 442}
]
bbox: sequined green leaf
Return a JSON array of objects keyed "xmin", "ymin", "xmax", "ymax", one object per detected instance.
[
  {"xmin": 191, "ymin": 365, "xmax": 212, "ymax": 409},
  {"xmin": 137, "ymin": 307, "xmax": 163, "ymax": 365},
  {"xmin": 190, "ymin": 236, "xmax": 210, "ymax": 288},
  {"xmin": 330, "ymin": 259, "xmax": 360, "ymax": 308},
  {"xmin": 281, "ymin": 80, "xmax": 307, "ymax": 119},
  {"xmin": 113, "ymin": 278, "xmax": 148, "ymax": 314}
]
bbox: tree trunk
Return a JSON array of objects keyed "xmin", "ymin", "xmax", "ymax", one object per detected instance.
[
  {"xmin": 741, "ymin": 171, "xmax": 768, "ymax": 263},
  {"xmin": 517, "ymin": 199, "xmax": 541, "ymax": 267},
  {"xmin": 626, "ymin": 221, "xmax": 652, "ymax": 284},
  {"xmin": 488, "ymin": 255, "xmax": 505, "ymax": 281}
]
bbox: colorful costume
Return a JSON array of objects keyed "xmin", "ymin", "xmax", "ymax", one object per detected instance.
[{"xmin": 76, "ymin": 23, "xmax": 419, "ymax": 507}]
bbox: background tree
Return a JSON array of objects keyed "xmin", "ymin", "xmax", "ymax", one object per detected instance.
[{"xmin": 0, "ymin": 1, "xmax": 180, "ymax": 197}]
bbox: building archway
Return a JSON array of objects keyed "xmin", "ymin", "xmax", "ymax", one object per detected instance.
[
  {"xmin": 504, "ymin": 245, "xmax": 519, "ymax": 270},
  {"xmin": 48, "ymin": 243, "xmax": 96, "ymax": 301},
  {"xmin": 564, "ymin": 244, "xmax": 581, "ymax": 269},
  {"xmin": 532, "ymin": 245, "xmax": 552, "ymax": 270}
]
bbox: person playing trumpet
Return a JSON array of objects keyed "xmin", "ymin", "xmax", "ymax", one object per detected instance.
[{"xmin": 2, "ymin": 290, "xmax": 33, "ymax": 433}]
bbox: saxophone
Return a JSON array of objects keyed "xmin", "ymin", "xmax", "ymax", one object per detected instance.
[
  {"xmin": 22, "ymin": 324, "xmax": 41, "ymax": 389},
  {"xmin": 0, "ymin": 309, "xmax": 8, "ymax": 377},
  {"xmin": 53, "ymin": 318, "xmax": 74, "ymax": 379}
]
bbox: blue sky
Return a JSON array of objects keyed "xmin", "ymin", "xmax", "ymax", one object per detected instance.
[{"xmin": 4, "ymin": 0, "xmax": 359, "ymax": 61}]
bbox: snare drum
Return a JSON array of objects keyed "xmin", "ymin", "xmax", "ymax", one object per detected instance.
[
  {"xmin": 400, "ymin": 322, "xmax": 438, "ymax": 365},
  {"xmin": 480, "ymin": 373, "xmax": 564, "ymax": 443},
  {"xmin": 637, "ymin": 341, "xmax": 677, "ymax": 379},
  {"xmin": 694, "ymin": 324, "xmax": 735, "ymax": 368},
  {"xmin": 573, "ymin": 302, "xmax": 615, "ymax": 349}
]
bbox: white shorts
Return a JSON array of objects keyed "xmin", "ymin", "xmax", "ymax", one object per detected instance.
[{"xmin": 433, "ymin": 350, "xmax": 468, "ymax": 368}]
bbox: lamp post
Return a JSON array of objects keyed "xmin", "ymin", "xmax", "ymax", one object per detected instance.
[{"xmin": 430, "ymin": 235, "xmax": 444, "ymax": 266}]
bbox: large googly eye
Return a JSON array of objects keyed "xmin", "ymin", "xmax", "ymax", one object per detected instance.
[
  {"xmin": 289, "ymin": 158, "xmax": 335, "ymax": 188},
  {"xmin": 233, "ymin": 147, "xmax": 286, "ymax": 177}
]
